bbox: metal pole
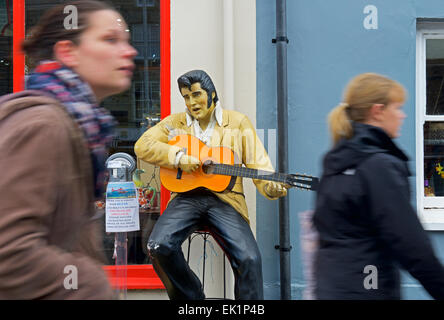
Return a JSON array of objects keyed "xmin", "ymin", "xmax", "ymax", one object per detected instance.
[
  {"xmin": 115, "ymin": 232, "xmax": 128, "ymax": 299},
  {"xmin": 275, "ymin": 0, "xmax": 291, "ymax": 300},
  {"xmin": 142, "ymin": 0, "xmax": 151, "ymax": 114}
]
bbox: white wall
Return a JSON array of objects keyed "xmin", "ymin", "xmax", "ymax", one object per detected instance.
[
  {"xmin": 171, "ymin": 0, "xmax": 224, "ymax": 115},
  {"xmin": 232, "ymin": 0, "xmax": 257, "ymax": 236}
]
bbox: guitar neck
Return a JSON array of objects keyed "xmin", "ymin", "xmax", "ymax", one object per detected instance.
[{"xmin": 210, "ymin": 164, "xmax": 287, "ymax": 183}]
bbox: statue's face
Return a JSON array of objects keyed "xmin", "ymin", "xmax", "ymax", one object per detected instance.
[{"xmin": 180, "ymin": 82, "xmax": 215, "ymax": 121}]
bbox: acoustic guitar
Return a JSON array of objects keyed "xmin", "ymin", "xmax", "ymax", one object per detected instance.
[{"xmin": 159, "ymin": 134, "xmax": 319, "ymax": 193}]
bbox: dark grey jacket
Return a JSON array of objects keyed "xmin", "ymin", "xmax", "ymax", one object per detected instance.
[{"xmin": 313, "ymin": 122, "xmax": 444, "ymax": 300}]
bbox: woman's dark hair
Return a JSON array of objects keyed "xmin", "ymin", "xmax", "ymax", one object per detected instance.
[
  {"xmin": 22, "ymin": 0, "xmax": 114, "ymax": 65},
  {"xmin": 177, "ymin": 70, "xmax": 219, "ymax": 108}
]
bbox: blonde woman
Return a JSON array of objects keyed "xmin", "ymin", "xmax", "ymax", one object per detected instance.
[{"xmin": 313, "ymin": 73, "xmax": 444, "ymax": 299}]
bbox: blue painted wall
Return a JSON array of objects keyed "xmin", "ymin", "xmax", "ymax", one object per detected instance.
[{"xmin": 256, "ymin": 0, "xmax": 444, "ymax": 300}]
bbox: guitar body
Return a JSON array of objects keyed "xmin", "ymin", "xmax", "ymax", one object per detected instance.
[{"xmin": 160, "ymin": 134, "xmax": 237, "ymax": 193}]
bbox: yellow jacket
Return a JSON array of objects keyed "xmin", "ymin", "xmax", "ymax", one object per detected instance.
[{"xmin": 134, "ymin": 108, "xmax": 279, "ymax": 223}]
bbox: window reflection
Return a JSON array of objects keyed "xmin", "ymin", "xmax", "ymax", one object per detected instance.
[
  {"xmin": 424, "ymin": 39, "xmax": 444, "ymax": 197},
  {"xmin": 101, "ymin": 0, "xmax": 162, "ymax": 265},
  {"xmin": 426, "ymin": 39, "xmax": 444, "ymax": 115},
  {"xmin": 424, "ymin": 122, "xmax": 444, "ymax": 197},
  {"xmin": 0, "ymin": 0, "xmax": 12, "ymax": 96},
  {"xmin": 103, "ymin": 1, "xmax": 161, "ymax": 157},
  {"xmin": 25, "ymin": 0, "xmax": 162, "ymax": 265}
]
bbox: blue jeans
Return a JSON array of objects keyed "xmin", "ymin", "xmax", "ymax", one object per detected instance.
[{"xmin": 147, "ymin": 190, "xmax": 263, "ymax": 300}]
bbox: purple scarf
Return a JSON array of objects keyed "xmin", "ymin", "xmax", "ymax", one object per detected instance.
[{"xmin": 26, "ymin": 61, "xmax": 117, "ymax": 199}]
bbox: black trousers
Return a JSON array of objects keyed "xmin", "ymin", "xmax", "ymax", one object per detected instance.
[{"xmin": 147, "ymin": 191, "xmax": 264, "ymax": 300}]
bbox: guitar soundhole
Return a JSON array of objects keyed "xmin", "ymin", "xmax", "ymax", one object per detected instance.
[{"xmin": 202, "ymin": 160, "xmax": 214, "ymax": 174}]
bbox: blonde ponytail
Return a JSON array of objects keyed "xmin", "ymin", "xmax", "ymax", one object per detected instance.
[{"xmin": 328, "ymin": 103, "xmax": 352, "ymax": 145}]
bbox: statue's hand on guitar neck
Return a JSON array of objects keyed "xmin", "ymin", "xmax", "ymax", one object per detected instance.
[
  {"xmin": 178, "ymin": 154, "xmax": 201, "ymax": 173},
  {"xmin": 161, "ymin": 135, "xmax": 319, "ymax": 193}
]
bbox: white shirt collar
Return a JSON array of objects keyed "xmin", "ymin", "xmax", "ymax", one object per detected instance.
[{"xmin": 185, "ymin": 101, "xmax": 223, "ymax": 127}]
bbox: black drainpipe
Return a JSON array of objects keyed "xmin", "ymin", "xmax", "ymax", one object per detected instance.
[{"xmin": 274, "ymin": 0, "xmax": 291, "ymax": 300}]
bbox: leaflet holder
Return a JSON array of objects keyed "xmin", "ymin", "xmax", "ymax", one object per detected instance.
[{"xmin": 105, "ymin": 152, "xmax": 136, "ymax": 299}]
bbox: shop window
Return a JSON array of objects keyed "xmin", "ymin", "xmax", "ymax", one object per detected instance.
[
  {"xmin": 101, "ymin": 0, "xmax": 162, "ymax": 266},
  {"xmin": 0, "ymin": 0, "xmax": 12, "ymax": 95},
  {"xmin": 416, "ymin": 22, "xmax": 444, "ymax": 229},
  {"xmin": 137, "ymin": 0, "xmax": 155, "ymax": 7},
  {"xmin": 24, "ymin": 0, "xmax": 163, "ymax": 266}
]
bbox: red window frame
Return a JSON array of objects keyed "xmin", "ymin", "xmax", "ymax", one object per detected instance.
[
  {"xmin": 13, "ymin": 0, "xmax": 25, "ymax": 92},
  {"xmin": 13, "ymin": 0, "xmax": 171, "ymax": 290}
]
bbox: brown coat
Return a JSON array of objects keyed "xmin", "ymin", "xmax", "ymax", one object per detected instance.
[
  {"xmin": 134, "ymin": 109, "xmax": 279, "ymax": 223},
  {"xmin": 0, "ymin": 91, "xmax": 114, "ymax": 299}
]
